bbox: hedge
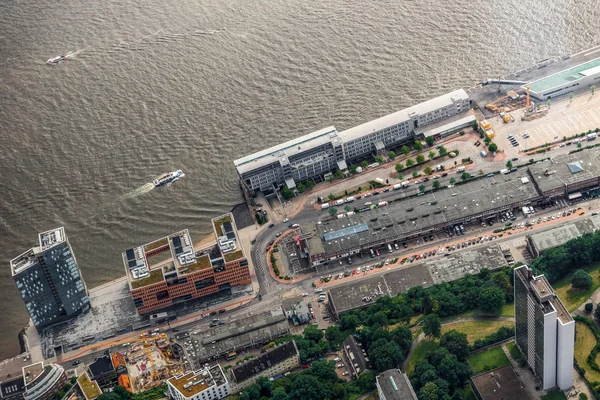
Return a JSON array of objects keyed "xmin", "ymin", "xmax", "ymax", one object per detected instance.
[{"xmin": 470, "ymin": 326, "xmax": 514, "ymax": 351}]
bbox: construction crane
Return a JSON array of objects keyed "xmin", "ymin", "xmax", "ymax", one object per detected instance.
[{"xmin": 526, "ymin": 85, "xmax": 531, "ymax": 112}]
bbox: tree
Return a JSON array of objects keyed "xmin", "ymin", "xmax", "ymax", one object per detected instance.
[
  {"xmin": 449, "ymin": 177, "xmax": 456, "ymax": 185},
  {"xmin": 406, "ymin": 158, "xmax": 414, "ymax": 167},
  {"xmin": 478, "ymin": 286, "xmax": 506, "ymax": 313},
  {"xmin": 357, "ymin": 371, "xmax": 376, "ymax": 391},
  {"xmin": 271, "ymin": 387, "xmax": 288, "ymax": 400},
  {"xmin": 401, "ymin": 145, "xmax": 410, "ymax": 155},
  {"xmin": 303, "ymin": 324, "xmax": 324, "ymax": 342},
  {"xmin": 335, "ymin": 170, "xmax": 344, "ymax": 179},
  {"xmin": 328, "ymin": 193, "xmax": 335, "ymax": 201},
  {"xmin": 296, "ymin": 183, "xmax": 305, "ymax": 193},
  {"xmin": 281, "ymin": 186, "xmax": 294, "ymax": 200},
  {"xmin": 592, "ymin": 84, "xmax": 596, "ymax": 95},
  {"xmin": 438, "ymin": 146, "xmax": 447, "ymax": 156},
  {"xmin": 344, "ymin": 205, "xmax": 351, "ymax": 213},
  {"xmin": 340, "ymin": 314, "xmax": 360, "ymax": 330},
  {"xmin": 424, "ymin": 165, "xmax": 433, "ymax": 175},
  {"xmin": 288, "ymin": 374, "xmax": 328, "ymax": 400},
  {"xmin": 348, "ymin": 164, "xmax": 358, "ymax": 174},
  {"xmin": 585, "ymin": 303, "xmax": 593, "ymax": 312},
  {"xmin": 361, "ymin": 160, "xmax": 369, "ymax": 168},
  {"xmin": 426, "ymin": 136, "xmax": 435, "ymax": 147},
  {"xmin": 412, "ymin": 171, "xmax": 418, "ymax": 178},
  {"xmin": 595, "ymin": 304, "xmax": 600, "ymax": 324},
  {"xmin": 375, "ymin": 156, "xmax": 384, "ymax": 164},
  {"xmin": 328, "ymin": 207, "xmax": 337, "ymax": 217},
  {"xmin": 488, "ymin": 143, "xmax": 498, "ymax": 152},
  {"xmin": 325, "ymin": 326, "xmax": 343, "ymax": 347},
  {"xmin": 423, "ymin": 314, "xmax": 441, "ymax": 338},
  {"xmin": 428, "ymin": 151, "xmax": 436, "ymax": 160},
  {"xmin": 368, "ymin": 338, "xmax": 404, "ymax": 372},
  {"xmin": 579, "ymin": 393, "xmax": 588, "ymax": 400},
  {"xmin": 419, "ymin": 184, "xmax": 426, "ymax": 193},
  {"xmin": 506, "ymin": 160, "xmax": 513, "ymax": 169},
  {"xmin": 414, "ymin": 141, "xmax": 423, "ymax": 151},
  {"xmin": 571, "ymin": 269, "xmax": 593, "ymax": 290},
  {"xmin": 440, "ymin": 330, "xmax": 469, "ymax": 361},
  {"xmin": 459, "ymin": 172, "xmax": 469, "ymax": 181},
  {"xmin": 389, "ymin": 151, "xmax": 397, "ymax": 160},
  {"xmin": 419, "ymin": 382, "xmax": 444, "ymax": 400},
  {"xmin": 395, "ymin": 163, "xmax": 404, "ymax": 173},
  {"xmin": 416, "ymin": 154, "xmax": 425, "ymax": 163},
  {"xmin": 306, "ymin": 180, "xmax": 314, "ymax": 190},
  {"xmin": 390, "ymin": 325, "xmax": 413, "ymax": 352},
  {"xmin": 112, "ymin": 386, "xmax": 131, "ymax": 400},
  {"xmin": 433, "ymin": 180, "xmax": 440, "ymax": 189}
]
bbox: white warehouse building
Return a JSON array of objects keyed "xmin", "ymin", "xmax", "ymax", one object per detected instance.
[
  {"xmin": 525, "ymin": 57, "xmax": 600, "ymax": 101},
  {"xmin": 234, "ymin": 89, "xmax": 472, "ymax": 195}
]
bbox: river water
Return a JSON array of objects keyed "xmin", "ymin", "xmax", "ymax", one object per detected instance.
[{"xmin": 0, "ymin": 0, "xmax": 598, "ymax": 358}]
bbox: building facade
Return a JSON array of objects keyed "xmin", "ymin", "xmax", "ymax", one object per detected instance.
[
  {"xmin": 376, "ymin": 369, "xmax": 417, "ymax": 400},
  {"xmin": 514, "ymin": 266, "xmax": 574, "ymax": 390},
  {"xmin": 125, "ymin": 214, "xmax": 251, "ymax": 314},
  {"xmin": 22, "ymin": 363, "xmax": 67, "ymax": 400},
  {"xmin": 10, "ymin": 228, "xmax": 90, "ymax": 330},
  {"xmin": 167, "ymin": 365, "xmax": 230, "ymax": 400},
  {"xmin": 234, "ymin": 89, "xmax": 471, "ymax": 195},
  {"xmin": 229, "ymin": 342, "xmax": 300, "ymax": 392},
  {"xmin": 281, "ymin": 297, "xmax": 311, "ymax": 325},
  {"xmin": 526, "ymin": 57, "xmax": 600, "ymax": 101}
]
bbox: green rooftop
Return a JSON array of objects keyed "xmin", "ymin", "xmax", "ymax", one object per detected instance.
[
  {"xmin": 179, "ymin": 254, "xmax": 212, "ymax": 273},
  {"xmin": 212, "ymin": 214, "xmax": 232, "ymax": 237},
  {"xmin": 131, "ymin": 268, "xmax": 164, "ymax": 289},
  {"xmin": 529, "ymin": 57, "xmax": 600, "ymax": 93},
  {"xmin": 78, "ymin": 373, "xmax": 102, "ymax": 400},
  {"xmin": 224, "ymin": 249, "xmax": 244, "ymax": 262}
]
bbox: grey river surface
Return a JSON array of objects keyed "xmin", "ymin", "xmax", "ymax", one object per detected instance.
[{"xmin": 0, "ymin": 0, "xmax": 598, "ymax": 358}]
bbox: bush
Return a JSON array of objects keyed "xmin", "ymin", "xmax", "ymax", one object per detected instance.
[
  {"xmin": 470, "ymin": 326, "xmax": 514, "ymax": 351},
  {"xmin": 572, "ymin": 269, "xmax": 593, "ymax": 290},
  {"xmin": 586, "ymin": 303, "xmax": 594, "ymax": 312}
]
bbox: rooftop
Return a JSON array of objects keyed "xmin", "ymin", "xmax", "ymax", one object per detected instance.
[
  {"xmin": 0, "ymin": 354, "xmax": 30, "ymax": 384},
  {"xmin": 77, "ymin": 373, "xmax": 101, "ymax": 400},
  {"xmin": 22, "ymin": 362, "xmax": 44, "ymax": 386},
  {"xmin": 306, "ymin": 175, "xmax": 540, "ymax": 258},
  {"xmin": 471, "ymin": 365, "xmax": 529, "ymax": 400},
  {"xmin": 168, "ymin": 230, "xmax": 198, "ymax": 272},
  {"xmin": 328, "ymin": 245, "xmax": 507, "ymax": 316},
  {"xmin": 376, "ymin": 369, "xmax": 417, "ymax": 400},
  {"xmin": 528, "ymin": 148, "xmax": 600, "ymax": 195},
  {"xmin": 527, "ymin": 215, "xmax": 600, "ymax": 254},
  {"xmin": 39, "ymin": 227, "xmax": 67, "ymax": 251},
  {"xmin": 231, "ymin": 341, "xmax": 298, "ymax": 383},
  {"xmin": 338, "ymin": 89, "xmax": 469, "ymax": 143},
  {"xmin": 10, "ymin": 248, "xmax": 39, "ymax": 277},
  {"xmin": 415, "ymin": 111, "xmax": 476, "ymax": 138},
  {"xmin": 88, "ymin": 355, "xmax": 115, "ymax": 377},
  {"xmin": 130, "ymin": 268, "xmax": 164, "ymax": 289},
  {"xmin": 168, "ymin": 365, "xmax": 226, "ymax": 397},
  {"xmin": 234, "ymin": 126, "xmax": 338, "ymax": 174},
  {"xmin": 528, "ymin": 56, "xmax": 600, "ymax": 93},
  {"xmin": 211, "ymin": 213, "xmax": 245, "ymax": 263},
  {"xmin": 343, "ymin": 336, "xmax": 369, "ymax": 375}
]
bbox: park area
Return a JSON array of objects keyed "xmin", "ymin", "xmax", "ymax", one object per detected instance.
[
  {"xmin": 553, "ymin": 264, "xmax": 600, "ymax": 312},
  {"xmin": 467, "ymin": 346, "xmax": 510, "ymax": 374},
  {"xmin": 441, "ymin": 320, "xmax": 513, "ymax": 344},
  {"xmin": 574, "ymin": 321, "xmax": 600, "ymax": 384}
]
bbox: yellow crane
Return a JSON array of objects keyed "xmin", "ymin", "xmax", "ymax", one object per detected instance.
[{"xmin": 526, "ymin": 85, "xmax": 531, "ymax": 112}]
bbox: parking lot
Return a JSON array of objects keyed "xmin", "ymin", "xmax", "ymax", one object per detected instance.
[{"xmin": 490, "ymin": 91, "xmax": 600, "ymax": 155}]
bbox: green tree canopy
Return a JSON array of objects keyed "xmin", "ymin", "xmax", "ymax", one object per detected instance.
[
  {"xmin": 375, "ymin": 156, "xmax": 384, "ymax": 164},
  {"xmin": 361, "ymin": 160, "xmax": 369, "ymax": 168},
  {"xmin": 368, "ymin": 338, "xmax": 404, "ymax": 373},
  {"xmin": 488, "ymin": 143, "xmax": 498, "ymax": 152},
  {"xmin": 388, "ymin": 151, "xmax": 396, "ymax": 159},
  {"xmin": 281, "ymin": 186, "xmax": 294, "ymax": 200},
  {"xmin": 478, "ymin": 285, "xmax": 506, "ymax": 313},
  {"xmin": 571, "ymin": 269, "xmax": 593, "ymax": 290},
  {"xmin": 438, "ymin": 146, "xmax": 447, "ymax": 156},
  {"xmin": 395, "ymin": 163, "xmax": 404, "ymax": 173},
  {"xmin": 424, "ymin": 165, "xmax": 433, "ymax": 175},
  {"xmin": 423, "ymin": 314, "xmax": 441, "ymax": 338},
  {"xmin": 432, "ymin": 180, "xmax": 441, "ymax": 189},
  {"xmin": 419, "ymin": 184, "xmax": 426, "ymax": 193},
  {"xmin": 406, "ymin": 158, "xmax": 414, "ymax": 167},
  {"xmin": 348, "ymin": 164, "xmax": 358, "ymax": 174},
  {"xmin": 505, "ymin": 160, "xmax": 513, "ymax": 169},
  {"xmin": 303, "ymin": 324, "xmax": 324, "ymax": 342},
  {"xmin": 440, "ymin": 330, "xmax": 469, "ymax": 361},
  {"xmin": 328, "ymin": 207, "xmax": 337, "ymax": 217},
  {"xmin": 426, "ymin": 136, "xmax": 435, "ymax": 147},
  {"xmin": 428, "ymin": 151, "xmax": 436, "ymax": 159},
  {"xmin": 412, "ymin": 171, "xmax": 418, "ymax": 178},
  {"xmin": 401, "ymin": 145, "xmax": 410, "ymax": 155},
  {"xmin": 460, "ymin": 172, "xmax": 470, "ymax": 181},
  {"xmin": 416, "ymin": 154, "xmax": 425, "ymax": 163},
  {"xmin": 449, "ymin": 177, "xmax": 456, "ymax": 185},
  {"xmin": 414, "ymin": 141, "xmax": 423, "ymax": 151}
]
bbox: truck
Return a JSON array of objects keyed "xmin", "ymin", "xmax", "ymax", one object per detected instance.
[
  {"xmin": 335, "ymin": 199, "xmax": 344, "ymax": 206},
  {"xmin": 393, "ymin": 183, "xmax": 402, "ymax": 190},
  {"xmin": 345, "ymin": 196, "xmax": 355, "ymax": 203},
  {"xmin": 337, "ymin": 214, "xmax": 345, "ymax": 219},
  {"xmin": 375, "ymin": 177, "xmax": 385, "ymax": 184},
  {"xmin": 588, "ymin": 132, "xmax": 597, "ymax": 141},
  {"xmin": 378, "ymin": 201, "xmax": 388, "ymax": 207},
  {"xmin": 401, "ymin": 181, "xmax": 410, "ymax": 187},
  {"xmin": 500, "ymin": 168, "xmax": 509, "ymax": 175},
  {"xmin": 321, "ymin": 203, "xmax": 330, "ymax": 210},
  {"xmin": 456, "ymin": 166, "xmax": 466, "ymax": 173}
]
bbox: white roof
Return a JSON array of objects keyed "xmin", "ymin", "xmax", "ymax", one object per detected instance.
[
  {"xmin": 338, "ymin": 89, "xmax": 469, "ymax": 142},
  {"xmin": 416, "ymin": 112, "xmax": 475, "ymax": 137}
]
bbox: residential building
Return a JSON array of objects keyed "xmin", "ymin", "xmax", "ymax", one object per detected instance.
[
  {"xmin": 229, "ymin": 342, "xmax": 299, "ymax": 392},
  {"xmin": 167, "ymin": 365, "xmax": 230, "ymax": 400},
  {"xmin": 525, "ymin": 57, "xmax": 600, "ymax": 101},
  {"xmin": 471, "ymin": 365, "xmax": 529, "ymax": 400},
  {"xmin": 22, "ymin": 362, "xmax": 67, "ymax": 400},
  {"xmin": 234, "ymin": 89, "xmax": 471, "ymax": 195},
  {"xmin": 343, "ymin": 336, "xmax": 369, "ymax": 378},
  {"xmin": 10, "ymin": 228, "xmax": 90, "ymax": 330},
  {"xmin": 87, "ymin": 355, "xmax": 116, "ymax": 388},
  {"xmin": 281, "ymin": 297, "xmax": 311, "ymax": 325},
  {"xmin": 514, "ymin": 266, "xmax": 574, "ymax": 390},
  {"xmin": 375, "ymin": 369, "xmax": 417, "ymax": 400},
  {"xmin": 124, "ymin": 213, "xmax": 251, "ymax": 314},
  {"xmin": 0, "ymin": 354, "xmax": 31, "ymax": 400}
]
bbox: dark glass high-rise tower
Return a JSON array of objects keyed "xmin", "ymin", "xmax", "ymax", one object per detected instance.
[{"xmin": 10, "ymin": 227, "xmax": 90, "ymax": 330}]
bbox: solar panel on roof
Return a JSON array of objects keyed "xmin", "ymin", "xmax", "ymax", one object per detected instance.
[
  {"xmin": 226, "ymin": 231, "xmax": 236, "ymax": 240},
  {"xmin": 174, "ymin": 246, "xmax": 183, "ymax": 255},
  {"xmin": 128, "ymin": 260, "xmax": 137, "ymax": 268},
  {"xmin": 223, "ymin": 221, "xmax": 233, "ymax": 234},
  {"xmin": 172, "ymin": 236, "xmax": 182, "ymax": 247},
  {"xmin": 126, "ymin": 249, "xmax": 135, "ymax": 261},
  {"xmin": 323, "ymin": 224, "xmax": 369, "ymax": 241}
]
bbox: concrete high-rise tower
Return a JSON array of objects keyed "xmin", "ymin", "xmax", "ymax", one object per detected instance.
[
  {"xmin": 514, "ymin": 265, "xmax": 574, "ymax": 390},
  {"xmin": 10, "ymin": 227, "xmax": 90, "ymax": 330}
]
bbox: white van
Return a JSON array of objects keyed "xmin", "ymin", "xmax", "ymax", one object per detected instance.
[
  {"xmin": 321, "ymin": 203, "xmax": 330, "ymax": 210},
  {"xmin": 335, "ymin": 199, "xmax": 344, "ymax": 206},
  {"xmin": 457, "ymin": 166, "xmax": 466, "ymax": 173},
  {"xmin": 387, "ymin": 244, "xmax": 393, "ymax": 253},
  {"xmin": 345, "ymin": 196, "xmax": 355, "ymax": 203}
]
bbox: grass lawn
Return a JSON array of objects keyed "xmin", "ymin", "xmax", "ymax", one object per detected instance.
[
  {"xmin": 468, "ymin": 346, "xmax": 510, "ymax": 374},
  {"xmin": 505, "ymin": 341, "xmax": 522, "ymax": 362},
  {"xmin": 441, "ymin": 320, "xmax": 514, "ymax": 344},
  {"xmin": 553, "ymin": 263, "xmax": 600, "ymax": 312},
  {"xmin": 574, "ymin": 321, "xmax": 600, "ymax": 382},
  {"xmin": 447, "ymin": 303, "xmax": 514, "ymax": 320},
  {"xmin": 406, "ymin": 339, "xmax": 438, "ymax": 375},
  {"xmin": 540, "ymin": 391, "xmax": 567, "ymax": 400}
]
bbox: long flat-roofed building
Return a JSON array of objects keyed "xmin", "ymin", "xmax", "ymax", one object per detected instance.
[
  {"xmin": 22, "ymin": 362, "xmax": 67, "ymax": 400},
  {"xmin": 304, "ymin": 174, "xmax": 541, "ymax": 266},
  {"xmin": 514, "ymin": 266, "xmax": 574, "ymax": 390},
  {"xmin": 376, "ymin": 369, "xmax": 417, "ymax": 400},
  {"xmin": 526, "ymin": 214, "xmax": 600, "ymax": 257},
  {"xmin": 527, "ymin": 149, "xmax": 600, "ymax": 200},
  {"xmin": 167, "ymin": 365, "xmax": 230, "ymax": 400},
  {"xmin": 525, "ymin": 57, "xmax": 600, "ymax": 101},
  {"xmin": 10, "ymin": 228, "xmax": 90, "ymax": 330},
  {"xmin": 234, "ymin": 89, "xmax": 471, "ymax": 195},
  {"xmin": 471, "ymin": 365, "xmax": 529, "ymax": 400},
  {"xmin": 124, "ymin": 213, "xmax": 251, "ymax": 314}
]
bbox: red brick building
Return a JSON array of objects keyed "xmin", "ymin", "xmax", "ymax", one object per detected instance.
[{"xmin": 123, "ymin": 213, "xmax": 251, "ymax": 314}]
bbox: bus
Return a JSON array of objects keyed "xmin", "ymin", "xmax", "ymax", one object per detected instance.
[{"xmin": 226, "ymin": 352, "xmax": 237, "ymax": 361}]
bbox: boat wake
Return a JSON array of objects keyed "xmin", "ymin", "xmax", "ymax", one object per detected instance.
[{"xmin": 122, "ymin": 182, "xmax": 155, "ymax": 199}]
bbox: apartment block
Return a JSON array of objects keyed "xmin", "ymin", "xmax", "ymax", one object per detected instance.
[
  {"xmin": 167, "ymin": 365, "xmax": 230, "ymax": 400},
  {"xmin": 234, "ymin": 89, "xmax": 471, "ymax": 195},
  {"xmin": 10, "ymin": 228, "xmax": 90, "ymax": 330},
  {"xmin": 22, "ymin": 362, "xmax": 67, "ymax": 400},
  {"xmin": 514, "ymin": 266, "xmax": 574, "ymax": 390},
  {"xmin": 124, "ymin": 213, "xmax": 251, "ymax": 314}
]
